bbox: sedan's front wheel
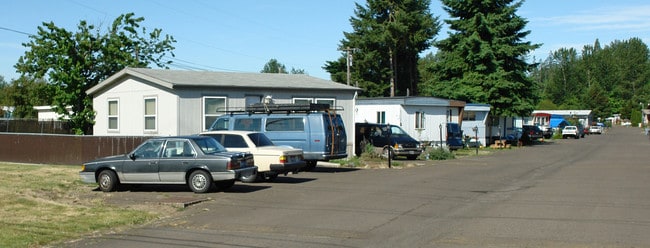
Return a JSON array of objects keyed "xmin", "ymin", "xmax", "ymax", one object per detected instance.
[
  {"xmin": 188, "ymin": 170, "xmax": 213, "ymax": 193},
  {"xmin": 98, "ymin": 170, "xmax": 118, "ymax": 192}
]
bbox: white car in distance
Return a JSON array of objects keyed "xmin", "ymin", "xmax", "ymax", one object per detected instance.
[
  {"xmin": 200, "ymin": 131, "xmax": 305, "ymax": 182},
  {"xmin": 589, "ymin": 125, "xmax": 603, "ymax": 134},
  {"xmin": 562, "ymin": 126, "xmax": 580, "ymax": 139}
]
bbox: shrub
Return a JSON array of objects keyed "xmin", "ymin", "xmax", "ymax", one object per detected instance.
[
  {"xmin": 552, "ymin": 128, "xmax": 563, "ymax": 139},
  {"xmin": 427, "ymin": 147, "xmax": 455, "ymax": 160},
  {"xmin": 360, "ymin": 142, "xmax": 381, "ymax": 159}
]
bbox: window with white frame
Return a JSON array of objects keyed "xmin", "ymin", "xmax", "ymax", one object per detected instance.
[
  {"xmin": 415, "ymin": 111, "xmax": 425, "ymax": 129},
  {"xmin": 108, "ymin": 99, "xmax": 119, "ymax": 130},
  {"xmin": 144, "ymin": 97, "xmax": 157, "ymax": 131},
  {"xmin": 376, "ymin": 111, "xmax": 386, "ymax": 124},
  {"xmin": 293, "ymin": 98, "xmax": 335, "ymax": 108},
  {"xmin": 463, "ymin": 111, "xmax": 477, "ymax": 121},
  {"xmin": 293, "ymin": 98, "xmax": 312, "ymax": 105},
  {"xmin": 315, "ymin": 98, "xmax": 335, "ymax": 107},
  {"xmin": 204, "ymin": 97, "xmax": 226, "ymax": 130}
]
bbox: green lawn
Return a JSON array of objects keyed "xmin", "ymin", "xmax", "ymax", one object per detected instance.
[{"xmin": 0, "ymin": 163, "xmax": 161, "ymax": 247}]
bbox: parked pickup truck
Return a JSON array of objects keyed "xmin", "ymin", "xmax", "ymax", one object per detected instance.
[{"xmin": 562, "ymin": 126, "xmax": 580, "ymax": 139}]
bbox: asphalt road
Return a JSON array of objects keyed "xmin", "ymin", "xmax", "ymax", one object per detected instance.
[{"xmin": 62, "ymin": 127, "xmax": 650, "ymax": 248}]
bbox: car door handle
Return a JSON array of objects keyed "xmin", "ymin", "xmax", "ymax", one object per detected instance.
[{"xmin": 149, "ymin": 161, "xmax": 158, "ymax": 165}]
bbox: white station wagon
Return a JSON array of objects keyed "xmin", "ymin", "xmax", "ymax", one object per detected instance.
[{"xmin": 200, "ymin": 131, "xmax": 305, "ymax": 182}]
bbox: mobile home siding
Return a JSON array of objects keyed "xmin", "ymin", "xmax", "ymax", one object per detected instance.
[
  {"xmin": 89, "ymin": 68, "xmax": 360, "ymax": 157},
  {"xmin": 93, "ymin": 77, "xmax": 179, "ymax": 136},
  {"xmin": 355, "ymin": 97, "xmax": 466, "ymax": 146}
]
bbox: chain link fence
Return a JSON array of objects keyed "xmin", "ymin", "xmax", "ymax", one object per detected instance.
[{"xmin": 0, "ymin": 119, "xmax": 74, "ymax": 134}]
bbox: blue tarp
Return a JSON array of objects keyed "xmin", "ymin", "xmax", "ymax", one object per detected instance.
[{"xmin": 549, "ymin": 114, "xmax": 569, "ymax": 128}]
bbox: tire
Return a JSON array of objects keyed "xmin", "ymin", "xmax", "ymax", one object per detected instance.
[
  {"xmin": 98, "ymin": 170, "xmax": 119, "ymax": 192},
  {"xmin": 215, "ymin": 180, "xmax": 235, "ymax": 190},
  {"xmin": 188, "ymin": 170, "xmax": 213, "ymax": 193},
  {"xmin": 303, "ymin": 160, "xmax": 317, "ymax": 171},
  {"xmin": 382, "ymin": 147, "xmax": 394, "ymax": 160}
]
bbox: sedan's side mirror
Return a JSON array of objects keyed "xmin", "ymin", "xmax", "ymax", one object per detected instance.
[{"xmin": 129, "ymin": 153, "xmax": 137, "ymax": 161}]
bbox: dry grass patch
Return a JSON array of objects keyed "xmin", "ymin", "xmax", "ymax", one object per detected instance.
[{"xmin": 0, "ymin": 163, "xmax": 164, "ymax": 248}]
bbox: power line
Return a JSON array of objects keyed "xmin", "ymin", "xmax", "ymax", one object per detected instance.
[
  {"xmin": 163, "ymin": 55, "xmax": 248, "ymax": 73},
  {"xmin": 66, "ymin": 0, "xmax": 107, "ymax": 16},
  {"xmin": 0, "ymin": 26, "xmax": 32, "ymax": 36},
  {"xmin": 149, "ymin": 0, "xmax": 322, "ymax": 73}
]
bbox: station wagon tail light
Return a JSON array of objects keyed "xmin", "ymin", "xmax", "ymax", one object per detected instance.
[{"xmin": 279, "ymin": 155, "xmax": 287, "ymax": 164}]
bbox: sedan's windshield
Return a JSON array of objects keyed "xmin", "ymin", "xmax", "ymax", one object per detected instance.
[{"xmin": 193, "ymin": 137, "xmax": 227, "ymax": 154}]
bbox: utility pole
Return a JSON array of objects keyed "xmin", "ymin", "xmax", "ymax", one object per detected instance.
[
  {"xmin": 340, "ymin": 47, "xmax": 357, "ymax": 86},
  {"xmin": 389, "ymin": 48, "xmax": 395, "ymax": 97}
]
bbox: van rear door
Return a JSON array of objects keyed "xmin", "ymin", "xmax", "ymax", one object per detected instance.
[{"xmin": 323, "ymin": 113, "xmax": 347, "ymax": 159}]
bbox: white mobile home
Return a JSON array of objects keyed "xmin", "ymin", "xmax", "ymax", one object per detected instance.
[
  {"xmin": 354, "ymin": 97, "xmax": 466, "ymax": 146},
  {"xmin": 87, "ymin": 68, "xmax": 361, "ymax": 154},
  {"xmin": 461, "ymin": 103, "xmax": 491, "ymax": 146}
]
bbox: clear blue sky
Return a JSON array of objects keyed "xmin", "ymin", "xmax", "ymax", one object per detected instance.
[{"xmin": 2, "ymin": 0, "xmax": 650, "ymax": 82}]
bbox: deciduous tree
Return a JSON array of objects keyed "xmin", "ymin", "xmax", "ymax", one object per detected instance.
[
  {"xmin": 261, "ymin": 59, "xmax": 305, "ymax": 74},
  {"xmin": 531, "ymin": 37, "xmax": 650, "ymax": 120},
  {"xmin": 4, "ymin": 76, "xmax": 52, "ymax": 118},
  {"xmin": 261, "ymin": 59, "xmax": 287, "ymax": 74},
  {"xmin": 15, "ymin": 13, "xmax": 176, "ymax": 134}
]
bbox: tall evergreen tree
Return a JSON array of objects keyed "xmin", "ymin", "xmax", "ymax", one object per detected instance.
[
  {"xmin": 324, "ymin": 0, "xmax": 440, "ymax": 97},
  {"xmin": 424, "ymin": 0, "xmax": 540, "ymax": 117}
]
